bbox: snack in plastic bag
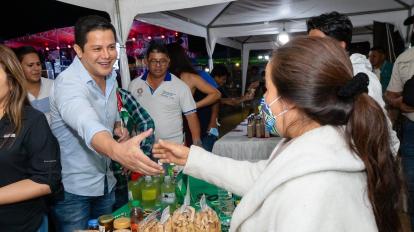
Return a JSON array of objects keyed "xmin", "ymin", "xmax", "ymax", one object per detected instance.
[
  {"xmin": 154, "ymin": 206, "xmax": 172, "ymax": 232},
  {"xmin": 171, "ymin": 205, "xmax": 195, "ymax": 232},
  {"xmin": 140, "ymin": 210, "xmax": 160, "ymax": 232},
  {"xmin": 194, "ymin": 195, "xmax": 221, "ymax": 232}
]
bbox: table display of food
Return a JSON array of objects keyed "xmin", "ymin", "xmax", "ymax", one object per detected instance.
[{"xmin": 76, "ymin": 166, "xmax": 240, "ymax": 232}]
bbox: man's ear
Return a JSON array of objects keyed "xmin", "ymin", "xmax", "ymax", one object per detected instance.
[
  {"xmin": 73, "ymin": 44, "xmax": 83, "ymax": 59},
  {"xmin": 339, "ymin": 41, "xmax": 347, "ymax": 50},
  {"xmin": 143, "ymin": 58, "xmax": 148, "ymax": 66}
]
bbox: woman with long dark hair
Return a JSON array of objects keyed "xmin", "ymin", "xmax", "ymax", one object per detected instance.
[
  {"xmin": 167, "ymin": 43, "xmax": 220, "ymax": 108},
  {"xmin": 0, "ymin": 45, "xmax": 61, "ymax": 232},
  {"xmin": 153, "ymin": 37, "xmax": 402, "ymax": 232},
  {"xmin": 167, "ymin": 43, "xmax": 221, "ymax": 146}
]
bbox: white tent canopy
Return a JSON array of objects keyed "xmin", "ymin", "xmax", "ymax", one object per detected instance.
[
  {"xmin": 58, "ymin": 0, "xmax": 234, "ymax": 88},
  {"xmin": 59, "ymin": 0, "xmax": 414, "ymax": 92}
]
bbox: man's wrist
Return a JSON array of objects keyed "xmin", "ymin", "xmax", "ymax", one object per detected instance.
[
  {"xmin": 193, "ymin": 139, "xmax": 202, "ymax": 146},
  {"xmin": 109, "ymin": 141, "xmax": 121, "ymax": 161}
]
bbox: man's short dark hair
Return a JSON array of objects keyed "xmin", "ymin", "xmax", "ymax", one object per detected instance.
[
  {"xmin": 370, "ymin": 46, "xmax": 386, "ymax": 54},
  {"xmin": 145, "ymin": 42, "xmax": 169, "ymax": 58},
  {"xmin": 75, "ymin": 15, "xmax": 116, "ymax": 50},
  {"xmin": 14, "ymin": 46, "xmax": 40, "ymax": 62},
  {"xmin": 306, "ymin": 11, "xmax": 353, "ymax": 49},
  {"xmin": 211, "ymin": 64, "xmax": 229, "ymax": 77}
]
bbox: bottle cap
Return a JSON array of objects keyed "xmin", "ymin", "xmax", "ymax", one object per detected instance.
[
  {"xmin": 131, "ymin": 200, "xmax": 141, "ymax": 207},
  {"xmin": 130, "ymin": 172, "xmax": 142, "ymax": 181},
  {"xmin": 88, "ymin": 219, "xmax": 98, "ymax": 227},
  {"xmin": 98, "ymin": 214, "xmax": 114, "ymax": 224},
  {"xmin": 113, "ymin": 217, "xmax": 131, "ymax": 229}
]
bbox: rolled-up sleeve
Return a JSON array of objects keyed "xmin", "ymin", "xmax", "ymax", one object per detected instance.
[
  {"xmin": 54, "ymin": 79, "xmax": 110, "ymax": 149},
  {"xmin": 25, "ymin": 114, "xmax": 62, "ymax": 193}
]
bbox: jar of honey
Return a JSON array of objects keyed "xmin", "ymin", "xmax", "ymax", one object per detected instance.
[{"xmin": 98, "ymin": 214, "xmax": 114, "ymax": 232}]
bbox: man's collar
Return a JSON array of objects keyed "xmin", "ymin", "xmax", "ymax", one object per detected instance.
[
  {"xmin": 141, "ymin": 70, "xmax": 171, "ymax": 81},
  {"xmin": 73, "ymin": 56, "xmax": 116, "ymax": 84}
]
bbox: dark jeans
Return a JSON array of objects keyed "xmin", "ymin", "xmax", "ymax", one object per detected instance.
[
  {"xmin": 202, "ymin": 134, "xmax": 218, "ymax": 152},
  {"xmin": 113, "ymin": 184, "xmax": 129, "ymax": 211},
  {"xmin": 52, "ymin": 189, "xmax": 115, "ymax": 232},
  {"xmin": 36, "ymin": 215, "xmax": 48, "ymax": 232},
  {"xmin": 401, "ymin": 118, "xmax": 414, "ymax": 229}
]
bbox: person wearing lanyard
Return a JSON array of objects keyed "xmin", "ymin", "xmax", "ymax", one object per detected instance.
[
  {"xmin": 50, "ymin": 15, "xmax": 163, "ymax": 232},
  {"xmin": 0, "ymin": 44, "xmax": 62, "ymax": 232}
]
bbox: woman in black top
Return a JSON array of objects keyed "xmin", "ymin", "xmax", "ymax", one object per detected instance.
[{"xmin": 0, "ymin": 45, "xmax": 61, "ymax": 232}]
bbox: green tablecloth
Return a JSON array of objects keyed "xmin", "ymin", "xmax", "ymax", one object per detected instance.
[{"xmin": 112, "ymin": 176, "xmax": 222, "ymax": 218}]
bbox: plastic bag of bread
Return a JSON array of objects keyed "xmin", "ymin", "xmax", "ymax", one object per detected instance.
[
  {"xmin": 171, "ymin": 205, "xmax": 196, "ymax": 232},
  {"xmin": 194, "ymin": 195, "xmax": 221, "ymax": 232},
  {"xmin": 153, "ymin": 206, "xmax": 172, "ymax": 232},
  {"xmin": 139, "ymin": 210, "xmax": 160, "ymax": 232}
]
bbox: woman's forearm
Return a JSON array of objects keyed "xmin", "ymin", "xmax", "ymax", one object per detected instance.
[
  {"xmin": 196, "ymin": 90, "xmax": 221, "ymax": 108},
  {"xmin": 0, "ymin": 179, "xmax": 51, "ymax": 205}
]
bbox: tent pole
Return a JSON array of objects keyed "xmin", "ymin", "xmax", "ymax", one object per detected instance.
[{"xmin": 114, "ymin": 0, "xmax": 131, "ymax": 89}]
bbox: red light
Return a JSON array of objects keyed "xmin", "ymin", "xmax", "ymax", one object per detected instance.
[
  {"xmin": 161, "ymin": 35, "xmax": 165, "ymax": 39},
  {"xmin": 56, "ymin": 46, "xmax": 60, "ymax": 50},
  {"xmin": 132, "ymin": 38, "xmax": 136, "ymax": 42},
  {"xmin": 45, "ymin": 47, "xmax": 49, "ymax": 51},
  {"xmin": 67, "ymin": 45, "xmax": 71, "ymax": 48},
  {"xmin": 147, "ymin": 36, "xmax": 152, "ymax": 40}
]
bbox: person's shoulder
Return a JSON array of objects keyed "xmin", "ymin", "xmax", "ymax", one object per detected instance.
[
  {"xmin": 130, "ymin": 76, "xmax": 144, "ymax": 85},
  {"xmin": 54, "ymin": 64, "xmax": 81, "ymax": 87},
  {"xmin": 128, "ymin": 76, "xmax": 145, "ymax": 90},
  {"xmin": 170, "ymin": 73, "xmax": 189, "ymax": 86},
  {"xmin": 395, "ymin": 48, "xmax": 414, "ymax": 63},
  {"xmin": 41, "ymin": 77, "xmax": 54, "ymax": 83},
  {"xmin": 22, "ymin": 105, "xmax": 46, "ymax": 122},
  {"xmin": 41, "ymin": 77, "xmax": 54, "ymax": 89}
]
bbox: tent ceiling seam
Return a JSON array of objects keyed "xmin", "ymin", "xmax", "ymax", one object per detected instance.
[
  {"xmin": 209, "ymin": 7, "xmax": 407, "ymax": 28},
  {"xmin": 393, "ymin": 0, "xmax": 410, "ymax": 8},
  {"xmin": 242, "ymin": 36, "xmax": 252, "ymax": 43},
  {"xmin": 207, "ymin": 2, "xmax": 233, "ymax": 27},
  {"xmin": 162, "ymin": 11, "xmax": 207, "ymax": 28}
]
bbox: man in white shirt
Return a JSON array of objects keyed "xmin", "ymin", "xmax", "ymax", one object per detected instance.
[
  {"xmin": 306, "ymin": 11, "xmax": 400, "ymax": 155},
  {"xmin": 14, "ymin": 46, "xmax": 54, "ymax": 123},
  {"xmin": 385, "ymin": 46, "xmax": 414, "ymax": 229},
  {"xmin": 128, "ymin": 43, "xmax": 201, "ymax": 145}
]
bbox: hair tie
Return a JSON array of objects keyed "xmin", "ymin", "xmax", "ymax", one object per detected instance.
[{"xmin": 337, "ymin": 72, "xmax": 369, "ymax": 98}]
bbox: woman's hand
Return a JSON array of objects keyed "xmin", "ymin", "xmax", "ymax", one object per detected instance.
[{"xmin": 152, "ymin": 140, "xmax": 190, "ymax": 166}]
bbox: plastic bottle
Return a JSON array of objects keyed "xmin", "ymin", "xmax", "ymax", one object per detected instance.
[
  {"xmin": 141, "ymin": 176, "xmax": 157, "ymax": 209},
  {"xmin": 130, "ymin": 200, "xmax": 143, "ymax": 232},
  {"xmin": 152, "ymin": 174, "xmax": 162, "ymax": 201},
  {"xmin": 160, "ymin": 176, "xmax": 177, "ymax": 212},
  {"xmin": 217, "ymin": 188, "xmax": 235, "ymax": 231},
  {"xmin": 128, "ymin": 172, "xmax": 141, "ymax": 202}
]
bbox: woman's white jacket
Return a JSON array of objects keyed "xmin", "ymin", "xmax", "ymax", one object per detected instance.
[{"xmin": 183, "ymin": 126, "xmax": 378, "ymax": 232}]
